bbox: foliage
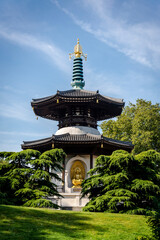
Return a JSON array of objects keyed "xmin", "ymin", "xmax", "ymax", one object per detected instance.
[
  {"xmin": 147, "ymin": 210, "xmax": 160, "ymax": 240},
  {"xmin": 0, "ymin": 152, "xmax": 16, "ymax": 204},
  {"xmin": 100, "ymin": 99, "xmax": 160, "ymax": 154},
  {"xmin": 82, "ymin": 150, "xmax": 160, "ymax": 214},
  {"xmin": 0, "ymin": 205, "xmax": 152, "ymax": 240},
  {"xmin": 0, "ymin": 149, "xmax": 66, "ymax": 208},
  {"xmin": 135, "ymin": 209, "xmax": 160, "ymax": 240},
  {"xmin": 0, "ymin": 151, "xmax": 15, "ymax": 160}
]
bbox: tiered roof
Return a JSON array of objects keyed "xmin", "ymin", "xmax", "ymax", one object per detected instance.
[
  {"xmin": 22, "ymin": 39, "xmax": 133, "ymax": 153},
  {"xmin": 32, "ymin": 89, "xmax": 124, "ymax": 122},
  {"xmin": 22, "ymin": 133, "xmax": 133, "ymax": 154}
]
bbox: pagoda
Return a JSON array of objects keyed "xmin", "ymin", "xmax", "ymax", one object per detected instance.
[{"xmin": 22, "ymin": 39, "xmax": 133, "ymax": 210}]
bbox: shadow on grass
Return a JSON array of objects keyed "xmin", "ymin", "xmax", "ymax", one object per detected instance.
[{"xmin": 0, "ymin": 205, "xmax": 106, "ymax": 240}]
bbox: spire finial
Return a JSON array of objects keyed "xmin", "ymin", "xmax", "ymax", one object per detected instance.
[
  {"xmin": 70, "ymin": 39, "xmax": 86, "ymax": 90},
  {"xmin": 69, "ymin": 38, "xmax": 87, "ymax": 61}
]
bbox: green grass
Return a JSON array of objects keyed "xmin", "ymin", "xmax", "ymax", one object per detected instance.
[{"xmin": 0, "ymin": 205, "xmax": 152, "ymax": 240}]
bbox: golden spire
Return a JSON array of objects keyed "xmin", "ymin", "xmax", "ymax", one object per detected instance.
[{"xmin": 69, "ymin": 38, "xmax": 87, "ymax": 61}]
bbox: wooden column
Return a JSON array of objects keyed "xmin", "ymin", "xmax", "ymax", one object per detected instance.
[{"xmin": 90, "ymin": 154, "xmax": 93, "ymax": 170}]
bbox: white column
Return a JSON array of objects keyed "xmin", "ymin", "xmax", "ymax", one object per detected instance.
[{"xmin": 65, "ymin": 170, "xmax": 69, "ymax": 193}]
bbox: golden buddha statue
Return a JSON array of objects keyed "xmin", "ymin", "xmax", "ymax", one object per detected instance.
[
  {"xmin": 70, "ymin": 160, "xmax": 85, "ymax": 188},
  {"xmin": 72, "ymin": 167, "xmax": 84, "ymax": 188}
]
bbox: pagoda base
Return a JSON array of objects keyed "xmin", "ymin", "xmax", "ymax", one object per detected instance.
[{"xmin": 49, "ymin": 192, "xmax": 89, "ymax": 210}]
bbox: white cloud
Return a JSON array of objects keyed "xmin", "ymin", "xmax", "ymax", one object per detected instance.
[
  {"xmin": 54, "ymin": 0, "xmax": 160, "ymax": 69},
  {"xmin": 1, "ymin": 85, "xmax": 25, "ymax": 94},
  {"xmin": 0, "ymin": 131, "xmax": 49, "ymax": 137},
  {"xmin": 0, "ymin": 27, "xmax": 70, "ymax": 73},
  {"xmin": 0, "ymin": 102, "xmax": 33, "ymax": 122}
]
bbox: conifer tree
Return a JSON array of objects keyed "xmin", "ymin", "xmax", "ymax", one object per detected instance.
[
  {"xmin": 0, "ymin": 152, "xmax": 15, "ymax": 204},
  {"xmin": 5, "ymin": 150, "xmax": 41, "ymax": 205},
  {"xmin": 82, "ymin": 150, "xmax": 160, "ymax": 214},
  {"xmin": 16, "ymin": 148, "xmax": 65, "ymax": 208},
  {"xmin": 0, "ymin": 148, "xmax": 66, "ymax": 208}
]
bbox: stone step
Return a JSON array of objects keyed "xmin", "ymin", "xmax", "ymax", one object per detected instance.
[{"xmin": 62, "ymin": 206, "xmax": 82, "ymax": 211}]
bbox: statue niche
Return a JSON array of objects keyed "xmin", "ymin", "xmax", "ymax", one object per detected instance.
[{"xmin": 70, "ymin": 160, "xmax": 85, "ymax": 188}]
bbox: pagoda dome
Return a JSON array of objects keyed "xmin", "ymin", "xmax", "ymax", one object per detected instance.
[{"xmin": 55, "ymin": 126, "xmax": 101, "ymax": 136}]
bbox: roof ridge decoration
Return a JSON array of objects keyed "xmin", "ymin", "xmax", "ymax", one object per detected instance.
[{"xmin": 69, "ymin": 39, "xmax": 87, "ymax": 90}]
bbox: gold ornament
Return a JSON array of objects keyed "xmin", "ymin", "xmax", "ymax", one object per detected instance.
[{"xmin": 69, "ymin": 38, "xmax": 87, "ymax": 60}]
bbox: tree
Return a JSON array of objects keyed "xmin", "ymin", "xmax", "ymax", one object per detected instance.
[
  {"xmin": 135, "ymin": 209, "xmax": 160, "ymax": 240},
  {"xmin": 100, "ymin": 99, "xmax": 160, "ymax": 154},
  {"xmin": 6, "ymin": 149, "xmax": 41, "ymax": 206},
  {"xmin": 147, "ymin": 210, "xmax": 160, "ymax": 240},
  {"xmin": 16, "ymin": 149, "xmax": 65, "ymax": 208},
  {"xmin": 0, "ymin": 148, "xmax": 66, "ymax": 208},
  {"xmin": 0, "ymin": 152, "xmax": 15, "ymax": 204},
  {"xmin": 0, "ymin": 152, "xmax": 15, "ymax": 160},
  {"xmin": 81, "ymin": 150, "xmax": 160, "ymax": 214}
]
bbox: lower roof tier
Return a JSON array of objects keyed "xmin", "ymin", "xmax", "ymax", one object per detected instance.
[
  {"xmin": 31, "ymin": 90, "xmax": 125, "ymax": 128},
  {"xmin": 22, "ymin": 133, "xmax": 133, "ymax": 155}
]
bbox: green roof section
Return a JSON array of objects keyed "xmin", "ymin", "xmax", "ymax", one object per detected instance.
[
  {"xmin": 69, "ymin": 39, "xmax": 87, "ymax": 90},
  {"xmin": 71, "ymin": 57, "xmax": 85, "ymax": 89}
]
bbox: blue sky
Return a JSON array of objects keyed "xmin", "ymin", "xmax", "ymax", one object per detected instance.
[{"xmin": 0, "ymin": 0, "xmax": 160, "ymax": 152}]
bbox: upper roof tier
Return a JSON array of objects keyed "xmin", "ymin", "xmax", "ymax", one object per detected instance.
[
  {"xmin": 31, "ymin": 40, "xmax": 124, "ymax": 129},
  {"xmin": 31, "ymin": 89, "xmax": 124, "ymax": 129},
  {"xmin": 32, "ymin": 89, "xmax": 123, "ymax": 103}
]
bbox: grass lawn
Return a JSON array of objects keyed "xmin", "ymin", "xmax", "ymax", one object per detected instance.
[{"xmin": 0, "ymin": 205, "xmax": 152, "ymax": 240}]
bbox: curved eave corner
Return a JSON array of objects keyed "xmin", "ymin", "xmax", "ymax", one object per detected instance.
[{"xmin": 102, "ymin": 136, "xmax": 134, "ymax": 150}]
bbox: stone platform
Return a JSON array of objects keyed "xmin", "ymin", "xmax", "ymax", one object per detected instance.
[{"xmin": 49, "ymin": 192, "xmax": 89, "ymax": 211}]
